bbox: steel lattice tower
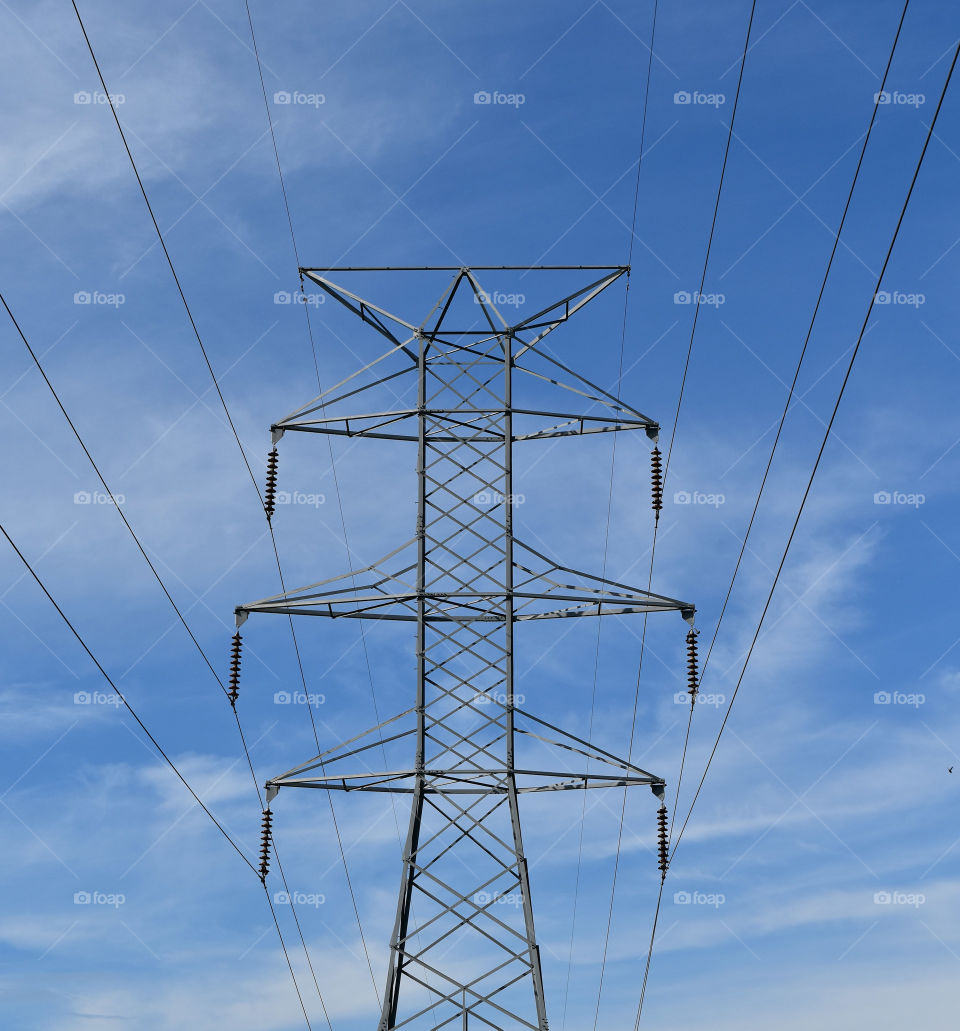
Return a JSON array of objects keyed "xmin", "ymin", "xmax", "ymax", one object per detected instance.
[{"xmin": 236, "ymin": 266, "xmax": 694, "ymax": 1031}]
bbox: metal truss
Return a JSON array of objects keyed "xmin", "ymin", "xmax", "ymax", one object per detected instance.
[{"xmin": 237, "ymin": 266, "xmax": 695, "ymax": 1030}]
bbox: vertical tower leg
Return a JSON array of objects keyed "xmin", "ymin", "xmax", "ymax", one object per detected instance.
[{"xmin": 381, "ymin": 784, "xmax": 425, "ymax": 1030}]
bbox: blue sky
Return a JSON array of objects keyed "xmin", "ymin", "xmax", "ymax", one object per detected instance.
[{"xmin": 1, "ymin": 0, "xmax": 959, "ymax": 1028}]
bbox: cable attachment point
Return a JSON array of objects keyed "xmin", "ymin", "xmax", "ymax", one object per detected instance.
[
  {"xmin": 227, "ymin": 632, "xmax": 242, "ymax": 706},
  {"xmin": 259, "ymin": 808, "xmax": 273, "ymax": 882},
  {"xmin": 264, "ymin": 447, "xmax": 279, "ymax": 520},
  {"xmin": 657, "ymin": 804, "xmax": 669, "ymax": 878},
  {"xmin": 685, "ymin": 628, "xmax": 700, "ymax": 702},
  {"xmin": 650, "ymin": 447, "xmax": 663, "ymax": 515}
]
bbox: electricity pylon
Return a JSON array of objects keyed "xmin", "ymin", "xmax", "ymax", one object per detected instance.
[{"xmin": 236, "ymin": 266, "xmax": 695, "ymax": 1031}]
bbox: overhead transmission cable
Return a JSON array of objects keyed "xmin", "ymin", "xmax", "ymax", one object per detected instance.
[
  {"xmin": 590, "ymin": 2, "xmax": 758, "ymax": 1027},
  {"xmin": 672, "ymin": 0, "xmax": 912, "ymax": 836},
  {"xmin": 636, "ymin": 13, "xmax": 956, "ymax": 1029},
  {"xmin": 0, "ymin": 519, "xmax": 319, "ymax": 1029},
  {"xmin": 1, "ymin": 285, "xmax": 328, "ymax": 1028},
  {"xmin": 242, "ymin": 0, "xmax": 405, "ymax": 1009},
  {"xmin": 67, "ymin": 2, "xmax": 341, "ymax": 1022},
  {"xmin": 670, "ymin": 28, "xmax": 959, "ymax": 866},
  {"xmin": 559, "ymin": 3, "xmax": 660, "ymax": 1028}
]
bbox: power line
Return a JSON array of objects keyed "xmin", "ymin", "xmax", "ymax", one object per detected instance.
[
  {"xmin": 0, "ymin": 519, "xmax": 258, "ymax": 876},
  {"xmin": 670, "ymin": 30, "xmax": 960, "ymax": 865},
  {"xmin": 0, "ymin": 290, "xmax": 231, "ymax": 697},
  {"xmin": 661, "ymin": 0, "xmax": 758, "ymax": 484},
  {"xmin": 675, "ymin": 0, "xmax": 912, "ymax": 833},
  {"xmin": 560, "ymin": 4, "xmax": 661, "ymax": 1028},
  {"xmin": 67, "ymin": 5, "xmax": 337, "ymax": 1021},
  {"xmin": 242, "ymin": 2, "xmax": 392, "ymax": 1007},
  {"xmin": 590, "ymin": 2, "xmax": 759, "ymax": 1025},
  {"xmin": 633, "ymin": 7, "xmax": 935, "ymax": 1025},
  {"xmin": 70, "ymin": 0, "xmax": 264, "ymax": 503},
  {"xmin": 2, "ymin": 283, "xmax": 326, "ymax": 1026}
]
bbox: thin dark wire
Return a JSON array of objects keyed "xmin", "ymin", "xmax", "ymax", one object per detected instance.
[
  {"xmin": 632, "ymin": 8, "xmax": 926, "ymax": 1023},
  {"xmin": 0, "ymin": 289, "xmax": 229, "ymax": 697},
  {"xmin": 241, "ymin": 0, "xmax": 322, "ymax": 387},
  {"xmin": 591, "ymin": 4, "xmax": 758, "ymax": 1027},
  {"xmin": 264, "ymin": 883, "xmax": 314, "ymax": 1031},
  {"xmin": 268, "ymin": 531, "xmax": 383, "ymax": 1007},
  {"xmin": 0, "ymin": 520, "xmax": 257, "ymax": 876},
  {"xmin": 271, "ymin": 846, "xmax": 336, "ymax": 1031},
  {"xmin": 661, "ymin": 0, "xmax": 758, "ymax": 484},
  {"xmin": 5, "ymin": 284, "xmax": 334, "ymax": 1031},
  {"xmin": 632, "ymin": 884, "xmax": 663, "ymax": 1031},
  {"xmin": 71, "ymin": 0, "xmax": 263, "ymax": 505},
  {"xmin": 561, "ymin": 3, "xmax": 660, "ymax": 1028},
  {"xmin": 673, "ymin": 0, "xmax": 912, "ymax": 842},
  {"xmin": 69, "ymin": 5, "xmax": 330, "ymax": 1021},
  {"xmin": 670, "ymin": 34, "xmax": 959, "ymax": 862},
  {"xmin": 243, "ymin": 2, "xmax": 390, "ymax": 1007}
]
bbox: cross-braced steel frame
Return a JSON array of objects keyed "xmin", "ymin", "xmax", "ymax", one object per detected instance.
[{"xmin": 236, "ymin": 266, "xmax": 695, "ymax": 1031}]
